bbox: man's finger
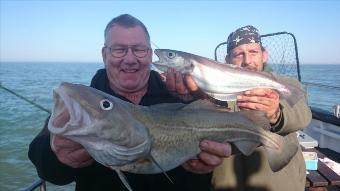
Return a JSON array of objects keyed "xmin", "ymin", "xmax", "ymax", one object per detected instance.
[
  {"xmin": 198, "ymin": 152, "xmax": 224, "ymax": 166},
  {"xmin": 78, "ymin": 158, "xmax": 94, "ymax": 168},
  {"xmin": 199, "ymin": 140, "xmax": 232, "ymax": 158},
  {"xmin": 68, "ymin": 148, "xmax": 92, "ymax": 163},
  {"xmin": 175, "ymin": 71, "xmax": 189, "ymax": 94},
  {"xmin": 52, "ymin": 134, "xmax": 83, "ymax": 151},
  {"xmin": 184, "ymin": 74, "xmax": 199, "ymax": 92},
  {"xmin": 165, "ymin": 69, "xmax": 176, "ymax": 92},
  {"xmin": 244, "ymin": 88, "xmax": 272, "ymax": 97},
  {"xmin": 182, "ymin": 160, "xmax": 214, "ymax": 174},
  {"xmin": 237, "ymin": 96, "xmax": 272, "ymax": 107}
]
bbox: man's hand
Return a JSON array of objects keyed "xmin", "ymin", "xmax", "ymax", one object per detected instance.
[
  {"xmin": 50, "ymin": 110, "xmax": 93, "ymax": 168},
  {"xmin": 236, "ymin": 88, "xmax": 281, "ymax": 124},
  {"xmin": 164, "ymin": 69, "xmax": 203, "ymax": 101},
  {"xmin": 182, "ymin": 140, "xmax": 232, "ymax": 174}
]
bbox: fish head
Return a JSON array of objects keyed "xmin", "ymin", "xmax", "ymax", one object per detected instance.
[
  {"xmin": 152, "ymin": 49, "xmax": 194, "ymax": 73},
  {"xmin": 48, "ymin": 82, "xmax": 151, "ymax": 165}
]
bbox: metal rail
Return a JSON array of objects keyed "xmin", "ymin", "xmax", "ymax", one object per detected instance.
[{"xmin": 22, "ymin": 179, "xmax": 46, "ymax": 191}]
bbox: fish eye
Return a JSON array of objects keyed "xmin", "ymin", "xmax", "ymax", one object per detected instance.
[
  {"xmin": 167, "ymin": 52, "xmax": 176, "ymax": 59},
  {"xmin": 100, "ymin": 99, "xmax": 113, "ymax": 110}
]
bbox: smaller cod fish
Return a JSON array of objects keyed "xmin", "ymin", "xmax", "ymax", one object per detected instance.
[
  {"xmin": 153, "ymin": 49, "xmax": 304, "ymax": 106},
  {"xmin": 48, "ymin": 82, "xmax": 299, "ymax": 190}
]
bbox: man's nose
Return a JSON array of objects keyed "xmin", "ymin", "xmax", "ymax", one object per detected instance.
[
  {"xmin": 123, "ymin": 48, "xmax": 138, "ymax": 63},
  {"xmin": 241, "ymin": 54, "xmax": 251, "ymax": 67},
  {"xmin": 243, "ymin": 53, "xmax": 251, "ymax": 64}
]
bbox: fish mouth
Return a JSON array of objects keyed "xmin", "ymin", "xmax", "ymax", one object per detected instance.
[
  {"xmin": 153, "ymin": 49, "xmax": 168, "ymax": 63},
  {"xmin": 48, "ymin": 83, "xmax": 92, "ymax": 134},
  {"xmin": 153, "ymin": 49, "xmax": 161, "ymax": 59},
  {"xmin": 152, "ymin": 49, "xmax": 168, "ymax": 72}
]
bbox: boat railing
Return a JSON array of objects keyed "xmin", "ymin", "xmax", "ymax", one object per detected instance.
[{"xmin": 22, "ymin": 179, "xmax": 46, "ymax": 191}]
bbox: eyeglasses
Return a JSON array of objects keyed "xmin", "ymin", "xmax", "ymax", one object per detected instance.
[{"xmin": 104, "ymin": 45, "xmax": 150, "ymax": 58}]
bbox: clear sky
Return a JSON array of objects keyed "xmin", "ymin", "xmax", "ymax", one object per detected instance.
[{"xmin": 1, "ymin": 0, "xmax": 340, "ymax": 64}]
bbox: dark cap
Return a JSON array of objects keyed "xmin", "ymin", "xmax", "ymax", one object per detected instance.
[{"xmin": 227, "ymin": 25, "xmax": 261, "ymax": 53}]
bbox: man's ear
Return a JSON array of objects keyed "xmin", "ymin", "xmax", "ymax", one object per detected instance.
[{"xmin": 102, "ymin": 47, "xmax": 107, "ymax": 64}]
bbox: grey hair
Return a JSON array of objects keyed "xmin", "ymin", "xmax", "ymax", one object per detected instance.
[{"xmin": 104, "ymin": 14, "xmax": 150, "ymax": 46}]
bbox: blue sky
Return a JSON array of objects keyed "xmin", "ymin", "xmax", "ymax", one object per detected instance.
[{"xmin": 1, "ymin": 0, "xmax": 340, "ymax": 64}]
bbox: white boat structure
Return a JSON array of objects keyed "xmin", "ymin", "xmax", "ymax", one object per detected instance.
[{"xmin": 304, "ymin": 106, "xmax": 340, "ymax": 153}]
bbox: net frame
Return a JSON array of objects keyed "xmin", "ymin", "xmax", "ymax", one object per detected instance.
[{"xmin": 214, "ymin": 32, "xmax": 301, "ymax": 81}]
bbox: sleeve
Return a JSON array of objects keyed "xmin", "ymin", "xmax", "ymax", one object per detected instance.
[
  {"xmin": 271, "ymin": 76, "xmax": 312, "ymax": 135},
  {"xmin": 28, "ymin": 116, "xmax": 76, "ymax": 185}
]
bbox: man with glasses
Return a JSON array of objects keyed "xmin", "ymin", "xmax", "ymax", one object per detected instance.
[{"xmin": 28, "ymin": 14, "xmax": 230, "ymax": 191}]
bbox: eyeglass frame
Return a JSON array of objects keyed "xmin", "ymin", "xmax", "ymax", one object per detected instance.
[{"xmin": 103, "ymin": 45, "xmax": 151, "ymax": 58}]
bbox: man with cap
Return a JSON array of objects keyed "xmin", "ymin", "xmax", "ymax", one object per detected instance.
[{"xmin": 210, "ymin": 25, "xmax": 312, "ymax": 191}]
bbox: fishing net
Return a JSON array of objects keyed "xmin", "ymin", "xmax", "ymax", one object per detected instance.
[{"xmin": 214, "ymin": 32, "xmax": 301, "ymax": 81}]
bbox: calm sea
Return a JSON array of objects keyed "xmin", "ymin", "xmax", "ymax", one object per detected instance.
[{"xmin": 0, "ymin": 62, "xmax": 339, "ymax": 191}]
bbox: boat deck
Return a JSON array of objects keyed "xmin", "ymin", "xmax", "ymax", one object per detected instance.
[
  {"xmin": 317, "ymin": 148, "xmax": 340, "ymax": 163},
  {"xmin": 304, "ymin": 148, "xmax": 340, "ymax": 191}
]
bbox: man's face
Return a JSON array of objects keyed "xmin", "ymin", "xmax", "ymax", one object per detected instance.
[
  {"xmin": 226, "ymin": 43, "xmax": 268, "ymax": 72},
  {"xmin": 102, "ymin": 25, "xmax": 152, "ymax": 93}
]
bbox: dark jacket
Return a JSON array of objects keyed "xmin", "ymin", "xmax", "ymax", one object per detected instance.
[{"xmin": 28, "ymin": 69, "xmax": 212, "ymax": 191}]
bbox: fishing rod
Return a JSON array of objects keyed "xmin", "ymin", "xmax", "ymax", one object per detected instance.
[{"xmin": 0, "ymin": 83, "xmax": 51, "ymax": 114}]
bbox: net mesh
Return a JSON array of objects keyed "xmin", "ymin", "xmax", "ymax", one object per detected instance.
[{"xmin": 214, "ymin": 32, "xmax": 300, "ymax": 80}]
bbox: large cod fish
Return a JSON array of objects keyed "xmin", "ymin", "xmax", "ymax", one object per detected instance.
[
  {"xmin": 48, "ymin": 82, "xmax": 298, "ymax": 189},
  {"xmin": 153, "ymin": 49, "xmax": 304, "ymax": 106}
]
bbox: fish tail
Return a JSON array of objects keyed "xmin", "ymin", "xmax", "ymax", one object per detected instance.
[{"xmin": 264, "ymin": 133, "xmax": 298, "ymax": 172}]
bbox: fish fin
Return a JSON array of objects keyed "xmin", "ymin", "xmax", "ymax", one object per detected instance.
[
  {"xmin": 207, "ymin": 92, "xmax": 238, "ymax": 101},
  {"xmin": 183, "ymin": 100, "xmax": 217, "ymax": 110},
  {"xmin": 234, "ymin": 141, "xmax": 260, "ymax": 156},
  {"xmin": 148, "ymin": 155, "xmax": 174, "ymax": 184},
  {"xmin": 239, "ymin": 110, "xmax": 271, "ymax": 130},
  {"xmin": 183, "ymin": 100, "xmax": 230, "ymax": 112},
  {"xmin": 265, "ymin": 134, "xmax": 299, "ymax": 172},
  {"xmin": 115, "ymin": 170, "xmax": 133, "ymax": 191},
  {"xmin": 151, "ymin": 100, "xmax": 226, "ymax": 112}
]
